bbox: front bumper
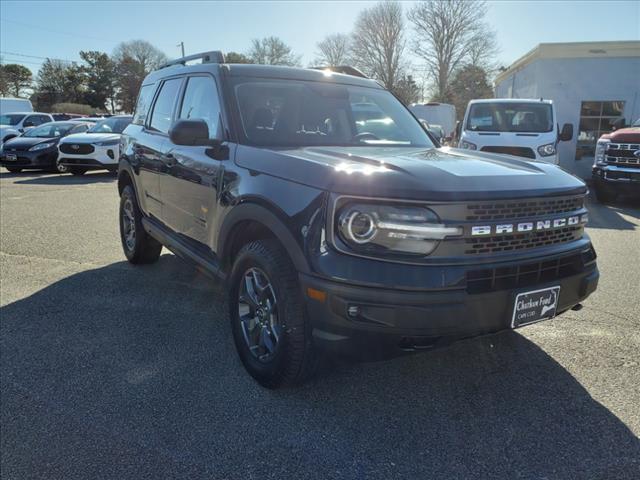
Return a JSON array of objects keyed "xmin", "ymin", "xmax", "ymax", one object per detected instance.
[
  {"xmin": 301, "ymin": 244, "xmax": 598, "ymax": 359},
  {"xmin": 0, "ymin": 148, "xmax": 58, "ymax": 169},
  {"xmin": 592, "ymin": 165, "xmax": 640, "ymax": 194},
  {"xmin": 58, "ymin": 145, "xmax": 119, "ymax": 169}
]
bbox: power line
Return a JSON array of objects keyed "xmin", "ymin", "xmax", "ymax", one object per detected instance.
[
  {"xmin": 0, "ymin": 50, "xmax": 83, "ymax": 64},
  {"xmin": 0, "ymin": 18, "xmax": 116, "ymax": 45}
]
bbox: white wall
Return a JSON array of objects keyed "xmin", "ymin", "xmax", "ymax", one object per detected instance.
[{"xmin": 495, "ymin": 56, "xmax": 640, "ymax": 179}]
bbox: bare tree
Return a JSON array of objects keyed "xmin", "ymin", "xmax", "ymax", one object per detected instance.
[
  {"xmin": 112, "ymin": 40, "xmax": 168, "ymax": 72},
  {"xmin": 314, "ymin": 33, "xmax": 351, "ymax": 66},
  {"xmin": 408, "ymin": 0, "xmax": 498, "ymax": 101},
  {"xmin": 350, "ymin": 1, "xmax": 406, "ymax": 90},
  {"xmin": 248, "ymin": 37, "xmax": 301, "ymax": 66}
]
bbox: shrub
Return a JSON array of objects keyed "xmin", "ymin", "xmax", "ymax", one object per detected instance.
[{"xmin": 50, "ymin": 103, "xmax": 95, "ymax": 115}]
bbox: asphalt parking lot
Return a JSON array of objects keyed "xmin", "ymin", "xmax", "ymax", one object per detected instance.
[{"xmin": 1, "ymin": 169, "xmax": 639, "ymax": 479}]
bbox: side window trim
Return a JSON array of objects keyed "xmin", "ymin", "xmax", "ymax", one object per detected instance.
[{"xmin": 146, "ymin": 76, "xmax": 185, "ymax": 136}]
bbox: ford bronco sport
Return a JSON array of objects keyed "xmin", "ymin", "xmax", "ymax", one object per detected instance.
[{"xmin": 117, "ymin": 51, "xmax": 599, "ymax": 388}]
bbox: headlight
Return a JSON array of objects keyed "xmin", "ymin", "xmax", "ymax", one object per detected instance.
[
  {"xmin": 537, "ymin": 143, "xmax": 556, "ymax": 157},
  {"xmin": 594, "ymin": 139, "xmax": 609, "ymax": 166},
  {"xmin": 93, "ymin": 139, "xmax": 119, "ymax": 146},
  {"xmin": 29, "ymin": 142, "xmax": 55, "ymax": 151},
  {"xmin": 459, "ymin": 140, "xmax": 477, "ymax": 150},
  {"xmin": 335, "ymin": 202, "xmax": 462, "ymax": 257}
]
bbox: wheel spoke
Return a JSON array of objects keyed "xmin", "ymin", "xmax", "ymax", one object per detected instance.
[{"xmin": 261, "ymin": 327, "xmax": 275, "ymax": 353}]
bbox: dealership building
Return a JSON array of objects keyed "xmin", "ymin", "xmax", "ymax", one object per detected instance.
[{"xmin": 494, "ymin": 41, "xmax": 640, "ymax": 179}]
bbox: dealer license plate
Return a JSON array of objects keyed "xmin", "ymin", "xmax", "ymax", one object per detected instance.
[
  {"xmin": 511, "ymin": 286, "xmax": 560, "ymax": 328},
  {"xmin": 5, "ymin": 154, "xmax": 17, "ymax": 161}
]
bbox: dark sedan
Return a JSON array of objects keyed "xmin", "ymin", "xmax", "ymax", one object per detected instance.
[{"xmin": 0, "ymin": 121, "xmax": 91, "ymax": 173}]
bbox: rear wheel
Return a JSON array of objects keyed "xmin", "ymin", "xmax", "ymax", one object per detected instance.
[
  {"xmin": 228, "ymin": 240, "xmax": 317, "ymax": 388},
  {"xmin": 5, "ymin": 167, "xmax": 22, "ymax": 173},
  {"xmin": 69, "ymin": 167, "xmax": 87, "ymax": 176},
  {"xmin": 119, "ymin": 184, "xmax": 162, "ymax": 264},
  {"xmin": 594, "ymin": 184, "xmax": 617, "ymax": 203}
]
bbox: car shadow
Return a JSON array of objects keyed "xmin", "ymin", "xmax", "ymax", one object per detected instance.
[
  {"xmin": 586, "ymin": 192, "xmax": 640, "ymax": 230},
  {"xmin": 9, "ymin": 170, "xmax": 117, "ymax": 185},
  {"xmin": 1, "ymin": 255, "xmax": 638, "ymax": 478}
]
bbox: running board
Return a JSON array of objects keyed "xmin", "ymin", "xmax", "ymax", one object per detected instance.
[{"xmin": 141, "ymin": 217, "xmax": 225, "ymax": 279}]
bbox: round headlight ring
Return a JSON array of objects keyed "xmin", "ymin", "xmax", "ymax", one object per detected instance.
[{"xmin": 345, "ymin": 210, "xmax": 377, "ymax": 244}]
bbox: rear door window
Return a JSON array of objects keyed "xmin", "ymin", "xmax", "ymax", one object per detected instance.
[{"xmin": 149, "ymin": 78, "xmax": 182, "ymax": 134}]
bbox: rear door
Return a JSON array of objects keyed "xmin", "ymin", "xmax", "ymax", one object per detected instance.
[
  {"xmin": 133, "ymin": 78, "xmax": 183, "ymax": 219},
  {"xmin": 159, "ymin": 74, "xmax": 228, "ymax": 246}
]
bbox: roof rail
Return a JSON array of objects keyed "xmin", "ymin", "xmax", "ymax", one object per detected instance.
[
  {"xmin": 309, "ymin": 65, "xmax": 368, "ymax": 79},
  {"xmin": 159, "ymin": 51, "xmax": 225, "ymax": 69}
]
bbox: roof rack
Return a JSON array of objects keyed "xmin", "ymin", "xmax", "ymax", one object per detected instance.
[
  {"xmin": 159, "ymin": 51, "xmax": 225, "ymax": 69},
  {"xmin": 309, "ymin": 65, "xmax": 368, "ymax": 78}
]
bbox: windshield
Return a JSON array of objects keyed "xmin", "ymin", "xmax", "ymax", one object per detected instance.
[
  {"xmin": 633, "ymin": 118, "xmax": 640, "ymax": 127},
  {"xmin": 23, "ymin": 122, "xmax": 75, "ymax": 138},
  {"xmin": 233, "ymin": 79, "xmax": 434, "ymax": 148},
  {"xmin": 466, "ymin": 102, "xmax": 553, "ymax": 133},
  {"xmin": 0, "ymin": 114, "xmax": 26, "ymax": 126},
  {"xmin": 88, "ymin": 117, "xmax": 132, "ymax": 134}
]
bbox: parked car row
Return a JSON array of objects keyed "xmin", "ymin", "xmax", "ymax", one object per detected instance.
[{"xmin": 0, "ymin": 116, "xmax": 132, "ymax": 175}]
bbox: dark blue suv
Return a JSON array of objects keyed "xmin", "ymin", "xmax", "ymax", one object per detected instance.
[{"xmin": 118, "ymin": 51, "xmax": 598, "ymax": 388}]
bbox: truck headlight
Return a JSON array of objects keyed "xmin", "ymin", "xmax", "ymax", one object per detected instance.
[
  {"xmin": 93, "ymin": 139, "xmax": 120, "ymax": 146},
  {"xmin": 594, "ymin": 139, "xmax": 609, "ymax": 166},
  {"xmin": 459, "ymin": 140, "xmax": 477, "ymax": 150},
  {"xmin": 335, "ymin": 202, "xmax": 462, "ymax": 257},
  {"xmin": 537, "ymin": 143, "xmax": 556, "ymax": 157},
  {"xmin": 29, "ymin": 142, "xmax": 55, "ymax": 151}
]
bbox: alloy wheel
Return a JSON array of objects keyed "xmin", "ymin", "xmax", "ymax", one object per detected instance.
[
  {"xmin": 122, "ymin": 198, "xmax": 136, "ymax": 251},
  {"xmin": 238, "ymin": 267, "xmax": 281, "ymax": 362}
]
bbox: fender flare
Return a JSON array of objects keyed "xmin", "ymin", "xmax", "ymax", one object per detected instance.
[{"xmin": 218, "ymin": 202, "xmax": 310, "ymax": 274}]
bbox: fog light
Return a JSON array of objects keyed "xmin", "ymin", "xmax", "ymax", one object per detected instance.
[
  {"xmin": 107, "ymin": 149, "xmax": 115, "ymax": 159},
  {"xmin": 347, "ymin": 305, "xmax": 360, "ymax": 318}
]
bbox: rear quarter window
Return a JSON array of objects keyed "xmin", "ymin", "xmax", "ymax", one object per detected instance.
[{"xmin": 132, "ymin": 84, "xmax": 157, "ymax": 126}]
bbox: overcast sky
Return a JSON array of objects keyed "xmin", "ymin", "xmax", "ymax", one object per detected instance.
[{"xmin": 1, "ymin": 0, "xmax": 639, "ymax": 77}]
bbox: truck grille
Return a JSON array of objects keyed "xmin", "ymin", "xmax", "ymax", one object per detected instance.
[
  {"xmin": 466, "ymin": 247, "xmax": 596, "ymax": 294},
  {"xmin": 466, "ymin": 196, "xmax": 584, "ymax": 221},
  {"xmin": 606, "ymin": 143, "xmax": 640, "ymax": 167},
  {"xmin": 465, "ymin": 226, "xmax": 583, "ymax": 254},
  {"xmin": 480, "ymin": 146, "xmax": 536, "ymax": 159},
  {"xmin": 59, "ymin": 143, "xmax": 94, "ymax": 155}
]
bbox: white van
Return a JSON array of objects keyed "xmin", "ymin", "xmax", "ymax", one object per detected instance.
[
  {"xmin": 409, "ymin": 102, "xmax": 456, "ymax": 139},
  {"xmin": 0, "ymin": 98, "xmax": 33, "ymax": 114},
  {"xmin": 458, "ymin": 99, "xmax": 573, "ymax": 164}
]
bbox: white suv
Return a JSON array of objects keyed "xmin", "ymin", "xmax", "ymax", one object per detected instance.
[
  {"xmin": 57, "ymin": 116, "xmax": 132, "ymax": 175},
  {"xmin": 0, "ymin": 112, "xmax": 54, "ymax": 143}
]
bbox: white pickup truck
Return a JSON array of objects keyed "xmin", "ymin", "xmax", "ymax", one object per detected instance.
[{"xmin": 458, "ymin": 99, "xmax": 573, "ymax": 164}]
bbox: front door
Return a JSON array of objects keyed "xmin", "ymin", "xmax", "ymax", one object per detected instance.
[{"xmin": 159, "ymin": 75, "xmax": 227, "ymax": 246}]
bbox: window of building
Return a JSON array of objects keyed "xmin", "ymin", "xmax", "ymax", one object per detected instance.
[{"xmin": 576, "ymin": 101, "xmax": 625, "ymax": 159}]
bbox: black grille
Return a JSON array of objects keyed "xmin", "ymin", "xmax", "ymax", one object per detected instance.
[
  {"xmin": 606, "ymin": 143, "xmax": 640, "ymax": 167},
  {"xmin": 59, "ymin": 143, "xmax": 94, "ymax": 155},
  {"xmin": 465, "ymin": 226, "xmax": 583, "ymax": 254},
  {"xmin": 481, "ymin": 146, "xmax": 536, "ymax": 159},
  {"xmin": 466, "ymin": 196, "xmax": 584, "ymax": 221},
  {"xmin": 466, "ymin": 248, "xmax": 596, "ymax": 294}
]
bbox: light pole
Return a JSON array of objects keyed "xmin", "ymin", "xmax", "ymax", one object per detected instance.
[{"xmin": 177, "ymin": 42, "xmax": 185, "ymax": 58}]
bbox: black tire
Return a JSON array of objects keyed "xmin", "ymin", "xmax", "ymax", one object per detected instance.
[
  {"xmin": 69, "ymin": 167, "xmax": 87, "ymax": 176},
  {"xmin": 5, "ymin": 167, "xmax": 22, "ymax": 173},
  {"xmin": 228, "ymin": 240, "xmax": 317, "ymax": 388},
  {"xmin": 594, "ymin": 184, "xmax": 617, "ymax": 203},
  {"xmin": 119, "ymin": 184, "xmax": 162, "ymax": 264},
  {"xmin": 55, "ymin": 161, "xmax": 69, "ymax": 174}
]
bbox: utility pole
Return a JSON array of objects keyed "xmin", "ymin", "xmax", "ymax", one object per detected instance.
[{"xmin": 177, "ymin": 42, "xmax": 185, "ymax": 58}]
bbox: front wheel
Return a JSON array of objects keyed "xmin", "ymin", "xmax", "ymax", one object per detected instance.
[
  {"xmin": 55, "ymin": 161, "xmax": 68, "ymax": 174},
  {"xmin": 119, "ymin": 184, "xmax": 162, "ymax": 264},
  {"xmin": 5, "ymin": 167, "xmax": 22, "ymax": 173},
  {"xmin": 228, "ymin": 240, "xmax": 317, "ymax": 388}
]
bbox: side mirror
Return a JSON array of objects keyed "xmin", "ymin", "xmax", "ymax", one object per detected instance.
[
  {"xmin": 169, "ymin": 119, "xmax": 218, "ymax": 146},
  {"xmin": 559, "ymin": 123, "xmax": 573, "ymax": 142}
]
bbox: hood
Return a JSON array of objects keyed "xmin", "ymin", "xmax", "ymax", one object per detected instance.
[
  {"xmin": 0, "ymin": 125, "xmax": 20, "ymax": 134},
  {"xmin": 59, "ymin": 132, "xmax": 120, "ymax": 144},
  {"xmin": 236, "ymin": 145, "xmax": 587, "ymax": 201},
  {"xmin": 600, "ymin": 127, "xmax": 640, "ymax": 143},
  {"xmin": 1, "ymin": 136, "xmax": 58, "ymax": 151}
]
